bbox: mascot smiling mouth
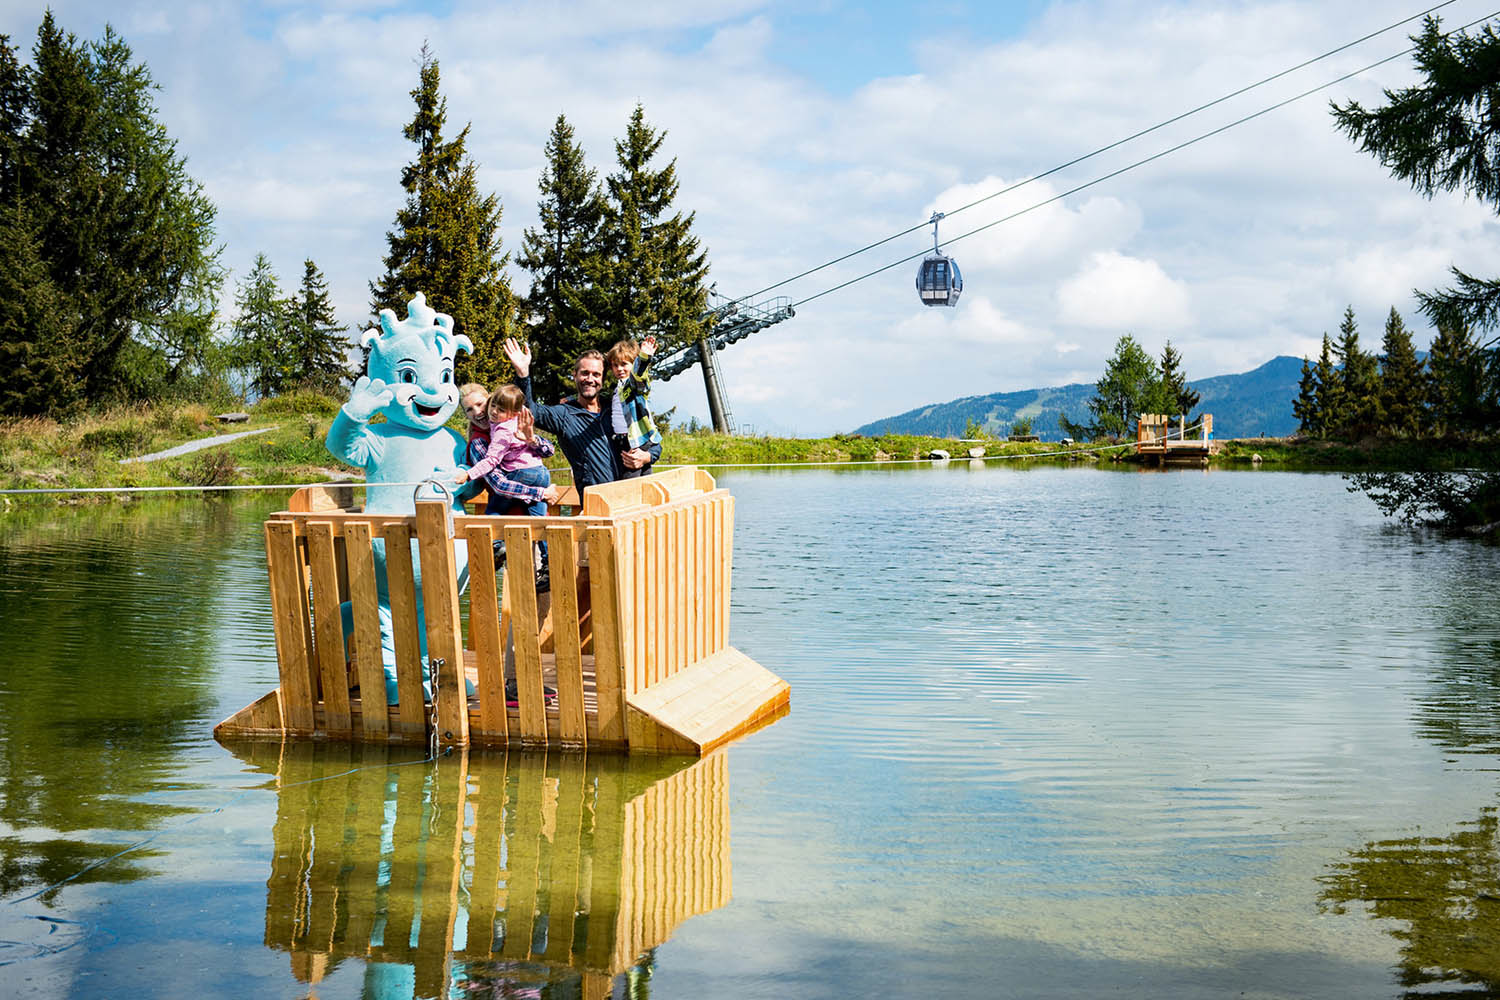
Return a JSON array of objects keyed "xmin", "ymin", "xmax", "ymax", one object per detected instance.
[{"xmin": 414, "ymin": 402, "xmax": 442, "ymax": 417}]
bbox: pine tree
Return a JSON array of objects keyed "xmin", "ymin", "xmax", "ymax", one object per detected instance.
[
  {"xmin": 231, "ymin": 254, "xmax": 290, "ymax": 400},
  {"xmin": 17, "ymin": 15, "xmax": 222, "ymax": 406},
  {"xmin": 1293, "ymin": 356, "xmax": 1320, "ymax": 434},
  {"xmin": 370, "ymin": 46, "xmax": 515, "ymax": 388},
  {"xmin": 600, "ymin": 105, "xmax": 709, "ymax": 357},
  {"xmin": 287, "ymin": 259, "xmax": 351, "ymax": 392},
  {"xmin": 1159, "ymin": 340, "xmax": 1200, "ymax": 418},
  {"xmin": 517, "ymin": 113, "xmax": 609, "ymax": 403},
  {"xmin": 1313, "ymin": 334, "xmax": 1343, "ymax": 438},
  {"xmin": 1374, "ymin": 307, "xmax": 1426, "ymax": 437},
  {"xmin": 1333, "ymin": 307, "xmax": 1378, "ymax": 436}
]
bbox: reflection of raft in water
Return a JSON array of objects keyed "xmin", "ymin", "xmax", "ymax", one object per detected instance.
[
  {"xmin": 216, "ymin": 467, "xmax": 788, "ymax": 754},
  {"xmin": 239, "ymin": 741, "xmax": 730, "ymax": 997}
]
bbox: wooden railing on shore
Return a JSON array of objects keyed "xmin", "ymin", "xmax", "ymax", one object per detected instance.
[
  {"xmin": 242, "ymin": 742, "xmax": 731, "ymax": 998},
  {"xmin": 215, "ymin": 466, "xmax": 788, "ymax": 754}
]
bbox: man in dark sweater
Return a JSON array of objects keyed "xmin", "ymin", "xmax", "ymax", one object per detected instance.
[{"xmin": 502, "ymin": 337, "xmax": 659, "ymax": 496}]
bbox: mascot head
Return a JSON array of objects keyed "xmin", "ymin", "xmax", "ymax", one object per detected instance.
[{"xmin": 361, "ymin": 293, "xmax": 473, "ymax": 432}]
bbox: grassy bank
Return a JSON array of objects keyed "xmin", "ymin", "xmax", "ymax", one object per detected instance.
[{"xmin": 2, "ymin": 393, "xmax": 1496, "ymax": 505}]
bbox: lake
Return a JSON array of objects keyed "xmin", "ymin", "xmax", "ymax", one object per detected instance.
[{"xmin": 1, "ymin": 463, "xmax": 1498, "ymax": 998}]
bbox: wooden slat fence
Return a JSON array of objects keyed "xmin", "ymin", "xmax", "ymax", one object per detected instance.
[{"xmin": 236, "ymin": 466, "xmax": 747, "ymax": 753}]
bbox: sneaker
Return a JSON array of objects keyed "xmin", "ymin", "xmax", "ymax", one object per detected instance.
[
  {"xmin": 504, "ymin": 678, "xmax": 557, "ymax": 708},
  {"xmin": 534, "ymin": 565, "xmax": 550, "ymax": 594},
  {"xmin": 492, "ymin": 539, "xmax": 506, "ymax": 568}
]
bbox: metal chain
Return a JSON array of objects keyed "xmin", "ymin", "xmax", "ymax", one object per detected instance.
[{"xmin": 428, "ymin": 656, "xmax": 442, "ymax": 760}]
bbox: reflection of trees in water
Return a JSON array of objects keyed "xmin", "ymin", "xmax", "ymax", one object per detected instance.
[
  {"xmin": 1320, "ymin": 807, "xmax": 1500, "ymax": 996},
  {"xmin": 1412, "ymin": 555, "xmax": 1500, "ymax": 755},
  {"xmin": 0, "ymin": 499, "xmax": 270, "ymax": 900}
]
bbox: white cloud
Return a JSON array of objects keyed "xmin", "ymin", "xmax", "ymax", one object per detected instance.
[
  {"xmin": 6, "ymin": 0, "xmax": 1499, "ymax": 436},
  {"xmin": 1055, "ymin": 252, "xmax": 1193, "ymax": 331}
]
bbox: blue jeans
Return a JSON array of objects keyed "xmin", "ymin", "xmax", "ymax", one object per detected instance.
[{"xmin": 484, "ymin": 464, "xmax": 550, "ymax": 562}]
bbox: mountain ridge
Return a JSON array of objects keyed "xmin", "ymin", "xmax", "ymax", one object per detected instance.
[{"xmin": 852, "ymin": 355, "xmax": 1305, "ymax": 439}]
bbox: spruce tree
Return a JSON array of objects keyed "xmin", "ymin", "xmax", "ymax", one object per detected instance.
[
  {"xmin": 1293, "ymin": 356, "xmax": 1320, "ymax": 435},
  {"xmin": 370, "ymin": 46, "xmax": 515, "ymax": 388},
  {"xmin": 1333, "ymin": 307, "xmax": 1378, "ymax": 436},
  {"xmin": 1313, "ymin": 334, "xmax": 1343, "ymax": 438},
  {"xmin": 1159, "ymin": 340, "xmax": 1200, "ymax": 419},
  {"xmin": 17, "ymin": 15, "xmax": 221, "ymax": 406},
  {"xmin": 601, "ymin": 104, "xmax": 709, "ymax": 356},
  {"xmin": 1374, "ymin": 307, "xmax": 1426, "ymax": 437},
  {"xmin": 231, "ymin": 254, "xmax": 290, "ymax": 400},
  {"xmin": 517, "ymin": 113, "xmax": 609, "ymax": 403},
  {"xmin": 1427, "ymin": 319, "xmax": 1490, "ymax": 434},
  {"xmin": 288, "ymin": 259, "xmax": 350, "ymax": 392}
]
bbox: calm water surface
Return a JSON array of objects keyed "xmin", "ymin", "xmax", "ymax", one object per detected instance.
[{"xmin": 1, "ymin": 464, "xmax": 1499, "ymax": 998}]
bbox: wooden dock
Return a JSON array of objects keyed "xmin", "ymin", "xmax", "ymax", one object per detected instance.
[
  {"xmin": 215, "ymin": 466, "xmax": 789, "ymax": 754},
  {"xmin": 241, "ymin": 741, "xmax": 732, "ymax": 998},
  {"xmin": 1136, "ymin": 412, "xmax": 1217, "ymax": 465}
]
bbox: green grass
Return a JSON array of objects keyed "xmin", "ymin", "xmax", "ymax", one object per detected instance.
[{"xmin": 2, "ymin": 393, "xmax": 1496, "ymax": 506}]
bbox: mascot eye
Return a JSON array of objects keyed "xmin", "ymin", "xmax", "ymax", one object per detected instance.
[
  {"xmin": 400, "ymin": 370, "xmax": 417, "ymax": 384},
  {"xmin": 442, "ymin": 369, "xmax": 452, "ymax": 383}
]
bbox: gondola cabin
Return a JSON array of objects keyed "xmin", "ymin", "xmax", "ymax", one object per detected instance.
[{"xmin": 916, "ymin": 250, "xmax": 963, "ymax": 307}]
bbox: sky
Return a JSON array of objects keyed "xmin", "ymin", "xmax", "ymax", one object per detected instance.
[{"xmin": 3, "ymin": 0, "xmax": 1498, "ymax": 435}]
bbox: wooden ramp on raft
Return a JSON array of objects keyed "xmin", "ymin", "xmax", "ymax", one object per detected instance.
[
  {"xmin": 215, "ymin": 466, "xmax": 788, "ymax": 754},
  {"xmin": 238, "ymin": 741, "xmax": 732, "ymax": 998}
]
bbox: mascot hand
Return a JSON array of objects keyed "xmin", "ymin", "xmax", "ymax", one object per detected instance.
[{"xmin": 345, "ymin": 376, "xmax": 394, "ymax": 422}]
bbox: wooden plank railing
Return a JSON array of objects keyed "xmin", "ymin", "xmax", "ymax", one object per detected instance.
[{"xmin": 249, "ymin": 466, "xmax": 736, "ymax": 751}]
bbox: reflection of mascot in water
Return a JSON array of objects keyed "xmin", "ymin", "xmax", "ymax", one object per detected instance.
[{"xmin": 326, "ymin": 293, "xmax": 474, "ymax": 704}]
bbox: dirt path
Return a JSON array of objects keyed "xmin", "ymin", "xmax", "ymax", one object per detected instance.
[{"xmin": 120, "ymin": 426, "xmax": 277, "ymax": 464}]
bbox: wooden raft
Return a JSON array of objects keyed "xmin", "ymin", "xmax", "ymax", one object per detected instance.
[
  {"xmin": 214, "ymin": 466, "xmax": 788, "ymax": 754},
  {"xmin": 1136, "ymin": 412, "xmax": 1217, "ymax": 465},
  {"xmin": 244, "ymin": 741, "xmax": 731, "ymax": 998}
]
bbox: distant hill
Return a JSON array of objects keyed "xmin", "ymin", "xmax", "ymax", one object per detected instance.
[{"xmin": 853, "ymin": 356, "xmax": 1304, "ymax": 440}]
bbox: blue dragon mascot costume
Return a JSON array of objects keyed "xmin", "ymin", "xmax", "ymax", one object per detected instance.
[{"xmin": 326, "ymin": 292, "xmax": 475, "ymax": 704}]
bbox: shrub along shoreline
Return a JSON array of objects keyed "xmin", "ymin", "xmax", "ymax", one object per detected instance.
[{"xmin": 2, "ymin": 394, "xmax": 1497, "ymax": 507}]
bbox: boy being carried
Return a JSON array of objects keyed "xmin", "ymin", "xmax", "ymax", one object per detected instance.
[{"xmin": 606, "ymin": 335, "xmax": 662, "ymax": 480}]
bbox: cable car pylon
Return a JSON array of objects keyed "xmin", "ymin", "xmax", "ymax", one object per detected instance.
[{"xmin": 651, "ymin": 288, "xmax": 795, "ymax": 433}]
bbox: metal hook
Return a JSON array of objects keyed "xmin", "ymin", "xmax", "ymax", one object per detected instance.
[{"xmin": 414, "ymin": 478, "xmax": 456, "ymax": 538}]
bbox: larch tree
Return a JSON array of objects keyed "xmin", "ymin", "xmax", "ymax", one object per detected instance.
[
  {"xmin": 1374, "ymin": 307, "xmax": 1426, "ymax": 437},
  {"xmin": 600, "ymin": 104, "xmax": 709, "ymax": 357},
  {"xmin": 1085, "ymin": 334, "xmax": 1168, "ymax": 439},
  {"xmin": 517, "ymin": 113, "xmax": 610, "ymax": 403},
  {"xmin": 370, "ymin": 45, "xmax": 516, "ymax": 388}
]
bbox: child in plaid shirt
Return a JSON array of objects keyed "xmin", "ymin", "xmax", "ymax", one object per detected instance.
[{"xmin": 606, "ymin": 335, "xmax": 662, "ymax": 480}]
